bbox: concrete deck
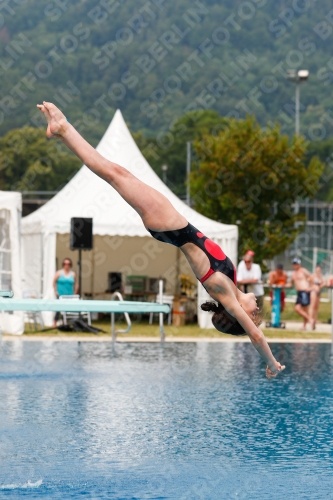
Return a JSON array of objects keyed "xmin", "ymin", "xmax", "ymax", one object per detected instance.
[{"xmin": 1, "ymin": 335, "xmax": 331, "ymax": 343}]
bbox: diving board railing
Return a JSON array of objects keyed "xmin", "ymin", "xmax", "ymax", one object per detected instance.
[
  {"xmin": 110, "ymin": 292, "xmax": 131, "ymax": 342},
  {"xmin": 0, "ymin": 291, "xmax": 170, "ymax": 341}
]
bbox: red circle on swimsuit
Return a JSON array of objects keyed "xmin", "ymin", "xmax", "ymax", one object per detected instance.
[
  {"xmin": 196, "ymin": 232, "xmax": 204, "ymax": 238},
  {"xmin": 204, "ymin": 239, "xmax": 226, "ymax": 260}
]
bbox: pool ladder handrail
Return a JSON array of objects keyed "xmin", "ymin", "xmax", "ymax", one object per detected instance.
[{"xmin": 110, "ymin": 292, "xmax": 132, "ymax": 342}]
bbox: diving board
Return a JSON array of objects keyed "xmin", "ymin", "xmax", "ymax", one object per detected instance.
[
  {"xmin": 0, "ymin": 299, "xmax": 170, "ymax": 314},
  {"xmin": 0, "ymin": 297, "xmax": 170, "ymax": 341}
]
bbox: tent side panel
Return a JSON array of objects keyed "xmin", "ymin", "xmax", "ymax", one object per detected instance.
[
  {"xmin": 56, "ymin": 233, "xmax": 194, "ymax": 296},
  {"xmin": 41, "ymin": 232, "xmax": 56, "ymax": 326},
  {"xmin": 0, "ymin": 198, "xmax": 24, "ymax": 334},
  {"xmin": 21, "ymin": 233, "xmax": 43, "ymax": 296}
]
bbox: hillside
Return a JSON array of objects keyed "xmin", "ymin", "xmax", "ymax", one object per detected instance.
[{"xmin": 1, "ymin": 0, "xmax": 333, "ymax": 146}]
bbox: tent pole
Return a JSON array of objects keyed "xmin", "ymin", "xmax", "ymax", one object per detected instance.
[
  {"xmin": 90, "ymin": 246, "xmax": 95, "ymax": 298},
  {"xmin": 159, "ymin": 279, "xmax": 165, "ymax": 342},
  {"xmin": 175, "ymin": 247, "xmax": 181, "ymax": 296}
]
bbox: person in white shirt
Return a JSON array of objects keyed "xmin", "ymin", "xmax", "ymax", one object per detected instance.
[
  {"xmin": 237, "ymin": 253, "xmax": 264, "ymax": 312},
  {"xmin": 237, "ymin": 250, "xmax": 255, "ymax": 291}
]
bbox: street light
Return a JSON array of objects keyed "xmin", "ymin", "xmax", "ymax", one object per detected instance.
[
  {"xmin": 161, "ymin": 164, "xmax": 168, "ymax": 184},
  {"xmin": 186, "ymin": 141, "xmax": 191, "ymax": 206},
  {"xmin": 287, "ymin": 69, "xmax": 309, "ymax": 135}
]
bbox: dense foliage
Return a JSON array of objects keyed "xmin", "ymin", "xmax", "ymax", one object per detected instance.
[
  {"xmin": 190, "ymin": 116, "xmax": 324, "ymax": 261},
  {"xmin": 134, "ymin": 110, "xmax": 228, "ymax": 195},
  {"xmin": 0, "ymin": 127, "xmax": 81, "ymax": 192},
  {"xmin": 1, "ymin": 0, "xmax": 333, "ymax": 145},
  {"xmin": 304, "ymin": 139, "xmax": 333, "ymax": 201}
]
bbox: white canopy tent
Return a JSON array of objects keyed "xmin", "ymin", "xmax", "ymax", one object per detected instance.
[
  {"xmin": 0, "ymin": 191, "xmax": 24, "ymax": 334},
  {"xmin": 21, "ymin": 110, "xmax": 238, "ymax": 328}
]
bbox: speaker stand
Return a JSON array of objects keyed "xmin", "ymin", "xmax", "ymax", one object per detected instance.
[{"xmin": 78, "ymin": 248, "xmax": 82, "ymax": 306}]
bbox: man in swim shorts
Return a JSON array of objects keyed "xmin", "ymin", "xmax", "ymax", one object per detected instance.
[{"xmin": 289, "ymin": 257, "xmax": 314, "ymax": 330}]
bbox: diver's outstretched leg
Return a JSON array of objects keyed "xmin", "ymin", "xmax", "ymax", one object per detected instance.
[{"xmin": 37, "ymin": 102, "xmax": 187, "ymax": 232}]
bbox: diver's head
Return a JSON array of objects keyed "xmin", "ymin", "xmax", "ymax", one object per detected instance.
[
  {"xmin": 238, "ymin": 292, "xmax": 259, "ymax": 318},
  {"xmin": 201, "ymin": 295, "xmax": 262, "ymax": 336}
]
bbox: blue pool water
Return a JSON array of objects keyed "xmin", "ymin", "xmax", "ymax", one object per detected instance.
[{"xmin": 0, "ymin": 340, "xmax": 332, "ymax": 499}]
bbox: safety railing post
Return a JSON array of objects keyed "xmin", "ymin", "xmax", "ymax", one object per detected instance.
[
  {"xmin": 159, "ymin": 279, "xmax": 165, "ymax": 342},
  {"xmin": 110, "ymin": 292, "xmax": 131, "ymax": 342},
  {"xmin": 111, "ymin": 312, "xmax": 116, "ymax": 342}
]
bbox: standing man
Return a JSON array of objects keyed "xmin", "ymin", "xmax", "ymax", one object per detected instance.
[
  {"xmin": 268, "ymin": 263, "xmax": 287, "ymax": 312},
  {"xmin": 237, "ymin": 250, "xmax": 255, "ymax": 293},
  {"xmin": 289, "ymin": 257, "xmax": 314, "ymax": 330},
  {"xmin": 237, "ymin": 252, "xmax": 264, "ymax": 312}
]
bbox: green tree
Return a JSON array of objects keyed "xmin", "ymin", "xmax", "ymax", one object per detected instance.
[
  {"xmin": 190, "ymin": 116, "xmax": 324, "ymax": 263},
  {"xmin": 135, "ymin": 110, "xmax": 227, "ymax": 195},
  {"xmin": 0, "ymin": 127, "xmax": 81, "ymax": 192},
  {"xmin": 305, "ymin": 139, "xmax": 333, "ymax": 202}
]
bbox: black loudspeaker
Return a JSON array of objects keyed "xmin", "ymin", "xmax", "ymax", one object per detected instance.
[
  {"xmin": 70, "ymin": 217, "xmax": 93, "ymax": 250},
  {"xmin": 108, "ymin": 272, "xmax": 122, "ymax": 293}
]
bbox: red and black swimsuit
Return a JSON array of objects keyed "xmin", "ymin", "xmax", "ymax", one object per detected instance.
[{"xmin": 148, "ymin": 222, "xmax": 237, "ymax": 286}]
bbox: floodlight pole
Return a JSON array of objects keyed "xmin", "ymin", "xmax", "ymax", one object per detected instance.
[
  {"xmin": 295, "ymin": 82, "xmax": 300, "ymax": 135},
  {"xmin": 162, "ymin": 164, "xmax": 168, "ymax": 184},
  {"xmin": 287, "ymin": 69, "xmax": 309, "ymax": 136},
  {"xmin": 186, "ymin": 141, "xmax": 191, "ymax": 206}
]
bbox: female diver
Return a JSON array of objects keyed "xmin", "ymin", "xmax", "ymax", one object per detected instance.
[{"xmin": 37, "ymin": 102, "xmax": 285, "ymax": 379}]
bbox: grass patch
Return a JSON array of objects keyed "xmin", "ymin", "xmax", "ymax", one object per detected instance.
[
  {"xmin": 262, "ymin": 328, "xmax": 330, "ymax": 339},
  {"xmin": 22, "ymin": 320, "xmax": 331, "ymax": 340},
  {"xmin": 275, "ymin": 299, "xmax": 331, "ymax": 323}
]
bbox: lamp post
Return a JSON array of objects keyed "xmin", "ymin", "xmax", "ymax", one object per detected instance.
[
  {"xmin": 161, "ymin": 164, "xmax": 168, "ymax": 184},
  {"xmin": 287, "ymin": 69, "xmax": 309, "ymax": 135},
  {"xmin": 186, "ymin": 141, "xmax": 191, "ymax": 206}
]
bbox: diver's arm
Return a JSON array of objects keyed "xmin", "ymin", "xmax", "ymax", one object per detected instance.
[{"xmin": 219, "ymin": 295, "xmax": 284, "ymax": 375}]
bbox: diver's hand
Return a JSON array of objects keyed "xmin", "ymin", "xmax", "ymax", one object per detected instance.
[{"xmin": 266, "ymin": 362, "xmax": 285, "ymax": 379}]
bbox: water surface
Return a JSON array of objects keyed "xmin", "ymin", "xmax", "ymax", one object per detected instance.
[{"xmin": 0, "ymin": 340, "xmax": 332, "ymax": 499}]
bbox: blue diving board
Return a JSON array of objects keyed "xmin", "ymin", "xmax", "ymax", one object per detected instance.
[
  {"xmin": 0, "ymin": 298, "xmax": 170, "ymax": 314},
  {"xmin": 0, "ymin": 296, "xmax": 170, "ymax": 341}
]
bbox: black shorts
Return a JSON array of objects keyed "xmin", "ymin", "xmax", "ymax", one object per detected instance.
[{"xmin": 296, "ymin": 291, "xmax": 310, "ymax": 307}]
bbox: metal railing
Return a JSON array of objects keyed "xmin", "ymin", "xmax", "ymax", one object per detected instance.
[{"xmin": 110, "ymin": 292, "xmax": 132, "ymax": 342}]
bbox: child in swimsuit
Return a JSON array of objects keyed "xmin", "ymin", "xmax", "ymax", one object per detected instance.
[{"xmin": 36, "ymin": 101, "xmax": 285, "ymax": 379}]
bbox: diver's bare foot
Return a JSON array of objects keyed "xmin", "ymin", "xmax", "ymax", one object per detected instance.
[
  {"xmin": 311, "ymin": 319, "xmax": 316, "ymax": 330},
  {"xmin": 36, "ymin": 102, "xmax": 69, "ymax": 138}
]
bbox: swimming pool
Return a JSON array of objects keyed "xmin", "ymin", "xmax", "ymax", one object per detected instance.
[{"xmin": 0, "ymin": 340, "xmax": 332, "ymax": 499}]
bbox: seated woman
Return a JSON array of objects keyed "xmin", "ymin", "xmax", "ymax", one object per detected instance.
[
  {"xmin": 52, "ymin": 257, "xmax": 78, "ymax": 328},
  {"xmin": 37, "ymin": 102, "xmax": 285, "ymax": 379}
]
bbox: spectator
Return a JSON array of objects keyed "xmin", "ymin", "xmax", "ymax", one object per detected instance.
[
  {"xmin": 237, "ymin": 250, "xmax": 255, "ymax": 293},
  {"xmin": 53, "ymin": 258, "xmax": 78, "ymax": 327},
  {"xmin": 237, "ymin": 253, "xmax": 264, "ymax": 312},
  {"xmin": 268, "ymin": 263, "xmax": 287, "ymax": 312},
  {"xmin": 310, "ymin": 263, "xmax": 325, "ymax": 328},
  {"xmin": 289, "ymin": 257, "xmax": 314, "ymax": 330}
]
